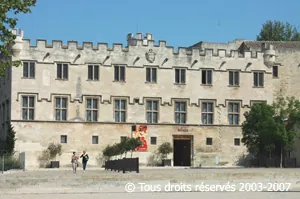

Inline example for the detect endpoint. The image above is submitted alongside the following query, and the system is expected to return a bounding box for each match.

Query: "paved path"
[1,192,300,199]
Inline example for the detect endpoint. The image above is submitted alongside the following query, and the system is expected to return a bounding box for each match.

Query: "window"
[272,66,278,78]
[206,137,212,145]
[202,102,213,124]
[146,67,157,83]
[23,62,35,78]
[114,99,126,122]
[55,97,67,121]
[202,69,212,85]
[228,102,239,125]
[229,71,239,86]
[88,65,99,80]
[22,96,34,120]
[234,138,240,146]
[61,135,67,143]
[151,137,157,145]
[175,68,185,84]
[57,63,68,79]
[146,100,158,123]
[253,71,264,87]
[114,65,125,81]
[175,101,186,124]
[86,98,98,121]
[92,136,98,144]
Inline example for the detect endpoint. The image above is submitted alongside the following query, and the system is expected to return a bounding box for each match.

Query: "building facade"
[0,29,300,169]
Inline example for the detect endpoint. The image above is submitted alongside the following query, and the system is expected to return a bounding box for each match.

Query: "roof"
[242,41,300,50]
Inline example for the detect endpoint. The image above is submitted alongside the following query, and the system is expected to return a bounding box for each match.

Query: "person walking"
[71,152,78,173]
[80,151,89,173]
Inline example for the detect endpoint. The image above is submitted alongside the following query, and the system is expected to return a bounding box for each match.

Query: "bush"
[0,155,21,171]
[47,143,62,160]
[158,142,173,159]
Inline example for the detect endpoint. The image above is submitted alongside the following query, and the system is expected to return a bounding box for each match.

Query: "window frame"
[253,71,264,87]
[201,102,214,125]
[234,138,240,146]
[201,69,213,85]
[272,65,279,78]
[174,101,187,124]
[174,68,186,84]
[114,65,126,81]
[146,100,159,123]
[86,98,98,122]
[60,135,67,143]
[56,63,69,80]
[88,65,99,80]
[150,137,157,145]
[114,98,127,122]
[21,95,35,120]
[228,102,240,125]
[206,137,213,145]
[55,96,68,121]
[146,67,157,83]
[228,70,239,86]
[22,61,35,78]
[92,135,99,144]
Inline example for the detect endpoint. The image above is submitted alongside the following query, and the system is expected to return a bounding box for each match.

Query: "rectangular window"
[202,69,212,85]
[86,98,98,121]
[55,97,67,121]
[114,65,125,81]
[114,99,126,122]
[23,62,35,78]
[202,102,213,124]
[88,65,99,80]
[272,66,278,78]
[22,96,35,120]
[228,102,240,125]
[151,137,157,145]
[61,135,67,143]
[229,71,239,86]
[253,71,264,87]
[206,137,212,145]
[57,63,68,79]
[175,68,186,84]
[92,136,99,144]
[146,100,158,123]
[175,101,186,124]
[234,138,240,146]
[146,67,157,83]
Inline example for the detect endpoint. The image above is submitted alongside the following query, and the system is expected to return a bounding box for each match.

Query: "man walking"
[71,152,78,173]
[80,151,89,173]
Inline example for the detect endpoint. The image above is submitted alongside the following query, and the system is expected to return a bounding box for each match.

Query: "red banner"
[132,125,148,151]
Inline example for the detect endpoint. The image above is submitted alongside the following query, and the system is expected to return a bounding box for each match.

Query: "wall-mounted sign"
[177,127,188,132]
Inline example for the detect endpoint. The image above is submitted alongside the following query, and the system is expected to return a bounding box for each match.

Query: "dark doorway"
[173,139,191,166]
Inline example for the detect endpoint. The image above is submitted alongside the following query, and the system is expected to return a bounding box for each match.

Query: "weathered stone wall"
[11,121,247,169]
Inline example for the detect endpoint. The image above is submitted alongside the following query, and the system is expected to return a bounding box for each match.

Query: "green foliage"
[4,124,16,156]
[0,0,37,76]
[102,137,143,159]
[158,142,173,159]
[257,20,300,41]
[45,142,62,160]
[242,97,300,161]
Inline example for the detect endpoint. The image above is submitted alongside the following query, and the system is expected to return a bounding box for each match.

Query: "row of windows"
[60,135,241,146]
[21,96,243,125]
[22,62,279,87]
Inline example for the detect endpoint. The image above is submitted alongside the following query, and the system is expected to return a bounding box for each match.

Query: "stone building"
[0,29,299,169]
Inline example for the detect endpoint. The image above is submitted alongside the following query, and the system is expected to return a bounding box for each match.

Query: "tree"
[257,20,300,41]
[158,142,173,160]
[0,0,37,76]
[47,143,62,160]
[4,124,16,155]
[241,103,280,156]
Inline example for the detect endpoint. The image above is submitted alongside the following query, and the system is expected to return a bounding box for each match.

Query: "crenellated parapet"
[12,29,272,70]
